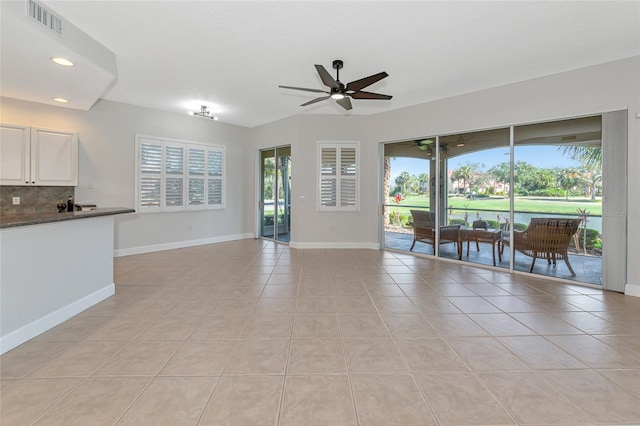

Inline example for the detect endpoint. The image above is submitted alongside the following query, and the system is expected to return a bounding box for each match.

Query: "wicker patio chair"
[409,209,460,254]
[506,217,581,276]
[468,219,488,253]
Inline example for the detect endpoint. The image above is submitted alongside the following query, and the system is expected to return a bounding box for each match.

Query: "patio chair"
[468,219,488,253]
[409,209,460,254]
[504,217,581,276]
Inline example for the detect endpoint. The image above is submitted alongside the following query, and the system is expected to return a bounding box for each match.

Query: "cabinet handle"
[32,181,35,184]
[26,181,29,184]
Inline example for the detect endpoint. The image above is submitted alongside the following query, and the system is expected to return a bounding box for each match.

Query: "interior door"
[260,146,291,242]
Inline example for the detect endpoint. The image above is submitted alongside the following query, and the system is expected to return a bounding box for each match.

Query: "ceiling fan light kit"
[279,59,392,110]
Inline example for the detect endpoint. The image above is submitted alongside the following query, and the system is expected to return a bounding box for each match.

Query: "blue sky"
[389,145,581,181]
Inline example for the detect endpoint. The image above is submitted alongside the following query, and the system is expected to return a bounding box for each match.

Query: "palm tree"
[418,173,429,194]
[383,157,391,223]
[561,146,602,169]
[395,171,412,195]
[557,167,582,200]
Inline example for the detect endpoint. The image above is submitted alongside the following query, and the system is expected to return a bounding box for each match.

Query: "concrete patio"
[385,231,602,286]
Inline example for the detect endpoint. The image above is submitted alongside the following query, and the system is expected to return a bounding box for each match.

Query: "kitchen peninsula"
[0,208,134,354]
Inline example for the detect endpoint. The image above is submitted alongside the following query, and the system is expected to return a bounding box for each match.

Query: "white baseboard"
[624,283,640,298]
[0,284,115,355]
[289,241,380,250]
[114,233,255,257]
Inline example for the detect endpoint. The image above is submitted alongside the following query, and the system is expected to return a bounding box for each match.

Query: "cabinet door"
[30,127,78,186]
[0,123,30,185]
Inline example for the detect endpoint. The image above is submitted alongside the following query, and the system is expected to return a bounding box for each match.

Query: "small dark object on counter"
[57,201,67,213]
[67,196,74,212]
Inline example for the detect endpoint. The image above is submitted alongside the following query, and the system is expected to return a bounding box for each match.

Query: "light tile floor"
[2,239,639,425]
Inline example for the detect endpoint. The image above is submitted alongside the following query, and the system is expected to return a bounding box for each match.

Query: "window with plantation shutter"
[138,140,162,212]
[135,135,225,213]
[187,146,206,207]
[318,142,359,211]
[207,150,224,206]
[165,144,184,209]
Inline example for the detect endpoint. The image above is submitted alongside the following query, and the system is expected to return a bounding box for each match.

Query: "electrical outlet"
[12,197,20,205]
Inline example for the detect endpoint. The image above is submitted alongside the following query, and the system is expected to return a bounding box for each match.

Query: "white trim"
[114,233,255,257]
[0,284,114,355]
[289,241,379,250]
[624,283,640,298]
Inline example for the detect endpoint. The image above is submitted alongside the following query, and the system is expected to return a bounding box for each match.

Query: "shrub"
[513,222,527,231]
[449,218,467,226]
[485,220,499,229]
[399,214,410,227]
[569,228,602,251]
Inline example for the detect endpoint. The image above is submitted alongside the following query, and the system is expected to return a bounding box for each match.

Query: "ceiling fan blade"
[300,96,330,107]
[336,96,352,110]
[279,85,327,94]
[349,91,393,100]
[315,65,340,89]
[345,71,388,92]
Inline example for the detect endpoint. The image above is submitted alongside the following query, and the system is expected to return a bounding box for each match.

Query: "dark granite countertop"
[0,207,135,229]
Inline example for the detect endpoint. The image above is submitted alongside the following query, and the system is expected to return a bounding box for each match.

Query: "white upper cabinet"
[0,124,78,186]
[0,124,30,185]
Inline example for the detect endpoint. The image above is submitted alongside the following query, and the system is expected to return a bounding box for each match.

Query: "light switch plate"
[12,197,20,205]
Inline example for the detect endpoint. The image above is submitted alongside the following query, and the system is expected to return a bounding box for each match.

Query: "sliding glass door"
[382,114,619,288]
[260,146,291,243]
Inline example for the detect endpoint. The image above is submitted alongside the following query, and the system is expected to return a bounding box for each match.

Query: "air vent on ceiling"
[562,135,577,141]
[27,0,63,36]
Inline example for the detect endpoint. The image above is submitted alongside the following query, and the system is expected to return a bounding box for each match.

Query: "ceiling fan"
[279,59,392,110]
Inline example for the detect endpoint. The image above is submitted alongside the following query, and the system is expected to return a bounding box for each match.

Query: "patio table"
[458,227,503,266]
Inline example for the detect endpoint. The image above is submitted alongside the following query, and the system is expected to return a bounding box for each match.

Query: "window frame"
[135,135,226,213]
[317,141,360,212]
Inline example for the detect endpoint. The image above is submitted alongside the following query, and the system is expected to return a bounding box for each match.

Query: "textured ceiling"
[4,1,640,128]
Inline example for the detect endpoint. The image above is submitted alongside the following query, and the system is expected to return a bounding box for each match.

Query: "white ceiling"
[3,1,639,128]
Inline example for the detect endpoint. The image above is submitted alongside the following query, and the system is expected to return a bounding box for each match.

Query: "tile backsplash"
[0,186,75,216]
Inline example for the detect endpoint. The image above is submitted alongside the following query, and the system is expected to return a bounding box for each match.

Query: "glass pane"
[382,139,434,252]
[208,150,223,176]
[140,143,161,174]
[513,116,602,285]
[188,148,205,175]
[188,178,205,205]
[438,128,511,269]
[165,146,183,175]
[261,151,276,238]
[165,177,183,207]
[140,176,161,207]
[276,152,291,243]
[208,179,222,205]
[320,178,337,207]
[321,148,337,175]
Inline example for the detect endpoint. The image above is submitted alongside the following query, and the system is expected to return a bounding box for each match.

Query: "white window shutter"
[136,136,226,213]
[320,146,337,207]
[187,146,206,208]
[318,142,359,211]
[207,148,224,208]
[138,140,162,212]
[164,143,184,208]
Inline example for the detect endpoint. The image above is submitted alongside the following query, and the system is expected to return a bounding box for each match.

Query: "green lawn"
[388,194,602,216]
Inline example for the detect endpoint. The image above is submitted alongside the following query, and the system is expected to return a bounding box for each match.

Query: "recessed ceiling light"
[457,143,465,147]
[51,57,74,67]
[52,97,69,103]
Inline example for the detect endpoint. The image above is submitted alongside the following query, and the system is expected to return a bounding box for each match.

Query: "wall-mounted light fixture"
[189,105,218,120]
